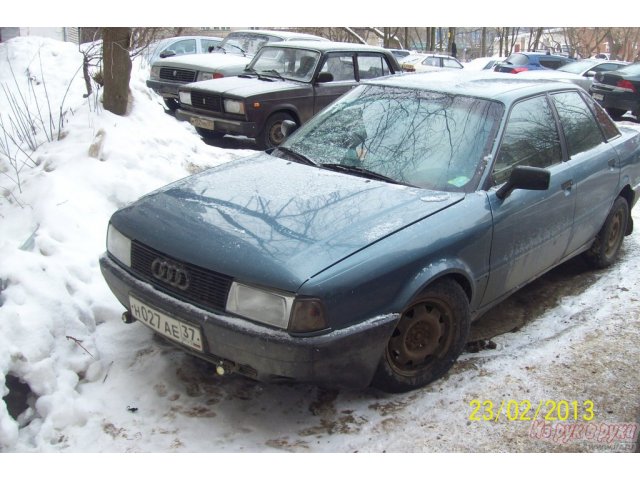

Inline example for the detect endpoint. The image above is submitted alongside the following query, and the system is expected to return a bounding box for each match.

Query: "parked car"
[100,71,640,393]
[175,41,400,149]
[463,56,506,71]
[494,52,574,73]
[590,62,640,119]
[146,35,223,65]
[147,30,326,110]
[517,58,629,91]
[402,53,463,72]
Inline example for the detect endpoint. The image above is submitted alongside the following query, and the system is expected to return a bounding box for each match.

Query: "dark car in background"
[590,62,640,119]
[176,41,400,149]
[494,52,574,73]
[100,71,640,393]
[147,30,326,110]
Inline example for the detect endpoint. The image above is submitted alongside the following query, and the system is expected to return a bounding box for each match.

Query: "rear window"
[504,53,528,66]
[617,63,640,75]
[539,59,565,69]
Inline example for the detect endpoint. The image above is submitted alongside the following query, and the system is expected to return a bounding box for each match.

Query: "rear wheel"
[583,196,629,269]
[371,279,470,393]
[256,112,296,150]
[605,107,626,120]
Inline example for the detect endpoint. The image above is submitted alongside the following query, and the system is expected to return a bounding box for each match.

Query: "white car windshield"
[247,47,321,82]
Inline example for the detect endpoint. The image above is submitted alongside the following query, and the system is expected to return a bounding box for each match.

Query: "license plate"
[592,93,604,101]
[129,296,204,352]
[190,116,215,130]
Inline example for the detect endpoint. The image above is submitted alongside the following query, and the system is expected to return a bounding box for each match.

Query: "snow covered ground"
[0,36,638,459]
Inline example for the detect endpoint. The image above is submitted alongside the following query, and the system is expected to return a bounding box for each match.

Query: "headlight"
[226,282,294,329]
[197,72,214,81]
[107,224,131,267]
[178,91,191,105]
[224,99,245,115]
[150,66,161,80]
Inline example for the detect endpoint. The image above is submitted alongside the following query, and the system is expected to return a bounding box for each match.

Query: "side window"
[357,54,390,79]
[580,91,620,141]
[443,58,462,69]
[320,54,355,82]
[422,57,439,67]
[551,91,604,157]
[539,59,561,69]
[168,39,196,55]
[493,95,562,184]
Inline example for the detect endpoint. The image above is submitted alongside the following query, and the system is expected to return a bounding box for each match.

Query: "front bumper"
[99,254,399,389]
[146,79,182,99]
[175,108,259,138]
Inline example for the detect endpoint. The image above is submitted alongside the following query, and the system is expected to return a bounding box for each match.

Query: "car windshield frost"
[219,33,280,56]
[247,47,321,82]
[284,85,504,192]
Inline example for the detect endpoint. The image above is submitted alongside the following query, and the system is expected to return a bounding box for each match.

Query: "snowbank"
[0,36,253,450]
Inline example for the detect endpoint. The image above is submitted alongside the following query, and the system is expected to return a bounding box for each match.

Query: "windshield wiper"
[241,67,263,79]
[276,146,318,166]
[321,163,414,186]
[262,69,285,80]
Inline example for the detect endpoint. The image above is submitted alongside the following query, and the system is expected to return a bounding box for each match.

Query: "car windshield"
[284,85,504,192]
[557,60,597,74]
[219,33,281,57]
[247,46,321,82]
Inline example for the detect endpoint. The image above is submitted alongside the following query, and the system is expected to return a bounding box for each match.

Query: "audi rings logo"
[151,258,190,290]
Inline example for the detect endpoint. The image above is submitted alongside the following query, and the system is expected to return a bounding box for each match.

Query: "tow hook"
[215,363,226,376]
[122,311,136,324]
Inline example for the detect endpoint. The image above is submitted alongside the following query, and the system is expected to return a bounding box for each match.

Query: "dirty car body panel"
[101,71,640,391]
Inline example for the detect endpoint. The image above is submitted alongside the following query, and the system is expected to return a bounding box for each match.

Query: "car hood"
[185,75,307,98]
[153,52,250,71]
[112,154,464,292]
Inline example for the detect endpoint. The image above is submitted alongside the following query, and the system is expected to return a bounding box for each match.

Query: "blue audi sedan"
[100,71,640,392]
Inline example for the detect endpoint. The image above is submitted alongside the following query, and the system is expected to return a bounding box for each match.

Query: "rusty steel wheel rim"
[387,299,455,376]
[604,209,624,257]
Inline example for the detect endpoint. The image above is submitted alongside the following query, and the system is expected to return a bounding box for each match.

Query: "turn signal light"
[617,79,637,93]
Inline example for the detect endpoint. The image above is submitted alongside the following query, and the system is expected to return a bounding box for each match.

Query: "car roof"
[364,70,581,103]
[228,29,326,41]
[509,51,571,60]
[260,40,392,54]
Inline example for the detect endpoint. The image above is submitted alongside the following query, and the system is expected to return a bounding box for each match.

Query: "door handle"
[608,158,616,168]
[561,180,574,191]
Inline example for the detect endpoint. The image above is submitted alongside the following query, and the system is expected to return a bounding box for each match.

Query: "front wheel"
[371,279,470,393]
[583,196,629,269]
[256,112,296,150]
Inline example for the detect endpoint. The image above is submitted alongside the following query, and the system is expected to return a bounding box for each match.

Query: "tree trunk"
[102,27,132,116]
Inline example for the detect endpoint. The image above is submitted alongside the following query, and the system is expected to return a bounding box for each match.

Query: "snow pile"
[0,36,253,450]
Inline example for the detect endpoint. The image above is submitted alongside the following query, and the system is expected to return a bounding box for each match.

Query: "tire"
[605,107,626,120]
[583,196,629,269]
[195,127,225,140]
[371,279,471,393]
[256,112,296,150]
[163,98,179,111]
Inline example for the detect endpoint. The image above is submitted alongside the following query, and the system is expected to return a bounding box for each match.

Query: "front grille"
[159,67,197,82]
[131,241,233,311]
[190,90,223,113]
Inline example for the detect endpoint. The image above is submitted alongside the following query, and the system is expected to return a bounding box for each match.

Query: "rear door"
[551,90,621,254]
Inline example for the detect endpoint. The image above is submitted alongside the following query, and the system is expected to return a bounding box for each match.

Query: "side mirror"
[316,72,334,83]
[159,50,176,58]
[281,120,299,139]
[585,70,596,78]
[496,165,550,200]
